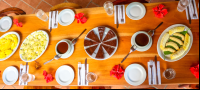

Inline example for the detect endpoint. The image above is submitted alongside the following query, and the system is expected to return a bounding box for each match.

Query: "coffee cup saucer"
[131,31,152,52]
[56,39,74,59]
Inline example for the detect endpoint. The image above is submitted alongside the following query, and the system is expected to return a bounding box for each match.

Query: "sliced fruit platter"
[157,24,193,62]
[84,26,118,60]
[0,32,20,61]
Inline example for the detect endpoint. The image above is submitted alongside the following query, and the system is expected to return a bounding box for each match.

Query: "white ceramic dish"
[126,2,146,20]
[157,24,193,62]
[124,64,146,86]
[0,32,20,61]
[84,27,118,60]
[55,65,74,86]
[131,31,153,52]
[2,66,19,85]
[58,9,75,26]
[19,30,49,62]
[0,16,12,32]
[55,39,74,59]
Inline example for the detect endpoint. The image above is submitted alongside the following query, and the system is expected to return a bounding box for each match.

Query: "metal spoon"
[121,45,137,63]
[44,54,62,65]
[148,22,163,37]
[72,29,87,45]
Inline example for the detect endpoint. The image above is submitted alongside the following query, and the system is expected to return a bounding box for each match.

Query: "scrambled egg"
[0,34,18,59]
[20,31,47,61]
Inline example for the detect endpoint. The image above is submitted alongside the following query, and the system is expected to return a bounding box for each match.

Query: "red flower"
[43,70,53,83]
[153,4,168,18]
[110,65,125,80]
[190,64,199,79]
[75,13,87,24]
[13,19,23,27]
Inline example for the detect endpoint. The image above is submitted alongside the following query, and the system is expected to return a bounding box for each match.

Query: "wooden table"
[0,1,199,86]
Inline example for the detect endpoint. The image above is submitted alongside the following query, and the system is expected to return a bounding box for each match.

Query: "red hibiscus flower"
[153,4,168,18]
[110,65,125,80]
[13,19,23,27]
[75,13,87,24]
[43,70,53,83]
[190,64,199,79]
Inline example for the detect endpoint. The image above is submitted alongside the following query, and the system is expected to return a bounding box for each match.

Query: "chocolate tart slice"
[103,30,115,42]
[87,30,100,43]
[96,45,104,59]
[86,45,98,56]
[103,39,117,47]
[102,44,115,55]
[84,39,98,46]
[98,27,105,41]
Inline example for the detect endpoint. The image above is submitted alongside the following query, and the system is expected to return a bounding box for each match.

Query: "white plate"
[0,32,20,61]
[131,31,153,52]
[0,16,12,32]
[124,64,146,86]
[58,9,75,26]
[2,66,19,85]
[126,2,146,20]
[157,24,193,62]
[19,30,49,62]
[55,39,74,59]
[84,27,118,60]
[55,65,74,86]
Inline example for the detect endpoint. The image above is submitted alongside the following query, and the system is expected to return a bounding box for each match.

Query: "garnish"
[190,64,199,79]
[180,28,190,35]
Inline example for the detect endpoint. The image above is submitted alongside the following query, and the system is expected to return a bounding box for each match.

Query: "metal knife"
[50,11,53,32]
[154,55,158,84]
[187,6,191,24]
[85,58,87,85]
[116,5,119,28]
[25,62,28,73]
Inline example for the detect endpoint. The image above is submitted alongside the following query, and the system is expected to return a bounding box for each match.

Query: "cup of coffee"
[55,39,72,57]
[131,31,152,51]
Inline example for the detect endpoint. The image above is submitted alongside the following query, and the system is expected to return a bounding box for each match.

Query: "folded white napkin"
[19,64,29,86]
[186,0,199,20]
[114,5,126,24]
[78,63,89,86]
[148,60,161,85]
[49,11,58,29]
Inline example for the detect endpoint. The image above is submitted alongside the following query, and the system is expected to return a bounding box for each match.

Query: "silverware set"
[149,56,159,85]
[50,11,58,32]
[78,58,88,85]
[187,0,198,24]
[116,5,125,28]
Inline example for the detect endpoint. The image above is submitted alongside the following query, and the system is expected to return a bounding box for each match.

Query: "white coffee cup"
[131,31,152,52]
[55,39,72,58]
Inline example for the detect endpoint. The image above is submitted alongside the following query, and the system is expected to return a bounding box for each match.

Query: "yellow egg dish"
[0,34,18,59]
[20,31,47,61]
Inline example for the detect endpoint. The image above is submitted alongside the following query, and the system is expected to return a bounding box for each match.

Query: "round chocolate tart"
[84,26,118,60]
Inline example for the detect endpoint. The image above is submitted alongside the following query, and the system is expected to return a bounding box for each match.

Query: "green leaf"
[164,51,172,55]
[166,46,176,51]
[180,28,190,35]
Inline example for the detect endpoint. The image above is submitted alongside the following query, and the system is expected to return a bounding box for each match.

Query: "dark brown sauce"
[135,33,149,46]
[57,42,68,54]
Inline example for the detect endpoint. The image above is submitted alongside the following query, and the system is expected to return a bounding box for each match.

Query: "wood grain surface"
[0,1,199,86]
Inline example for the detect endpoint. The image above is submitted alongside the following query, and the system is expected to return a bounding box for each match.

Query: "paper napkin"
[19,64,29,86]
[78,63,89,86]
[114,5,126,24]
[186,0,199,20]
[48,11,58,29]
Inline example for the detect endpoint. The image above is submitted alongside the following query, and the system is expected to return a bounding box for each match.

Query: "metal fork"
[78,62,82,85]
[191,0,197,18]
[121,45,137,63]
[150,60,153,85]
[20,68,23,85]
